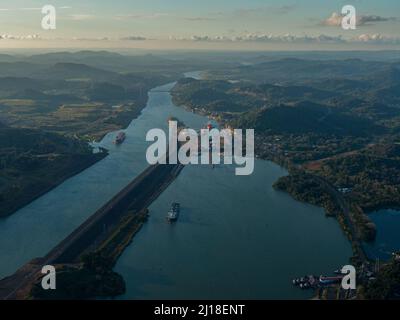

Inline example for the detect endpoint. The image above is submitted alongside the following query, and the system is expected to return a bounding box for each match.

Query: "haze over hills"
[207,57,400,85]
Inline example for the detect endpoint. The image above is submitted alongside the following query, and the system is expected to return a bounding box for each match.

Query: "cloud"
[120,36,147,41]
[115,13,168,20]
[170,33,345,44]
[233,4,296,18]
[322,12,397,27]
[116,13,214,22]
[272,5,296,15]
[2,32,399,46]
[0,6,70,11]
[170,33,400,46]
[353,33,400,44]
[72,37,110,41]
[322,12,342,26]
[358,15,397,25]
[183,17,215,21]
[20,7,42,11]
[68,14,95,21]
[0,34,148,42]
[0,34,41,40]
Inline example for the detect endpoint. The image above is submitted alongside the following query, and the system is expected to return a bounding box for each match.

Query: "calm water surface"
[0,72,352,299]
[364,209,400,260]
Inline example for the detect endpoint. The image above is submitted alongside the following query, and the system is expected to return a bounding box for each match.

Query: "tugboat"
[114,131,126,145]
[167,202,180,222]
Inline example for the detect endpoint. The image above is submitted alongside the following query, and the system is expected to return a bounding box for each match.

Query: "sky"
[0,0,399,50]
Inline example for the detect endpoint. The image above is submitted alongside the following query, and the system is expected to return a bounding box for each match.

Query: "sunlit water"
[0,72,352,299]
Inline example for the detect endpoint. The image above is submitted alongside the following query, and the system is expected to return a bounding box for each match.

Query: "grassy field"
[0,100,145,141]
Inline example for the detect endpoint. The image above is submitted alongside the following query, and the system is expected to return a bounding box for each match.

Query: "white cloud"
[120,36,147,41]
[170,33,400,46]
[323,12,342,26]
[170,33,345,44]
[0,34,41,40]
[2,32,399,47]
[353,33,400,44]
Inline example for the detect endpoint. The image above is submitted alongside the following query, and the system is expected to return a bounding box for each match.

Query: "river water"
[0,72,352,299]
[364,209,400,261]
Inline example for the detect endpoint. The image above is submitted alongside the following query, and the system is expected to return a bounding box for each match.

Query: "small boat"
[167,202,180,222]
[319,275,343,285]
[114,131,126,145]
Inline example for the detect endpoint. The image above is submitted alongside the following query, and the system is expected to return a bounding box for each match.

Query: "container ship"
[167,202,180,222]
[114,131,126,145]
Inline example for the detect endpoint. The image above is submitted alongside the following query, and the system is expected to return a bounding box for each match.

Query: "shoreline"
[170,86,374,262]
[0,151,108,218]
[0,96,152,219]
[0,162,184,299]
[169,87,400,299]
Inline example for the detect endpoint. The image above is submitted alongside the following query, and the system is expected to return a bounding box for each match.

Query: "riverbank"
[0,67,180,219]
[0,97,152,219]
[172,74,400,299]
[2,151,109,219]
[169,77,380,258]
[87,98,149,142]
[29,209,150,300]
[0,162,184,299]
[169,80,377,299]
[0,125,110,218]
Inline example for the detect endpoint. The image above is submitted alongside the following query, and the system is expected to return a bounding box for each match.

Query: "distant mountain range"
[174,57,400,139]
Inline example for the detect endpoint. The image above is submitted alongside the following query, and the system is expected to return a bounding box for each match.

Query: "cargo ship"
[114,131,126,145]
[167,202,180,222]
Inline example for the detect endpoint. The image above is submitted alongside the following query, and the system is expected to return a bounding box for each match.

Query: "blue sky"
[1,0,399,49]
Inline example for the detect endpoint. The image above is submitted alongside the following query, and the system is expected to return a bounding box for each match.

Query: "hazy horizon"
[1,0,399,50]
